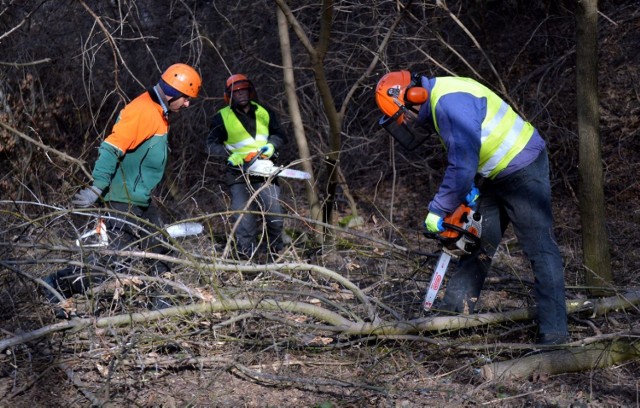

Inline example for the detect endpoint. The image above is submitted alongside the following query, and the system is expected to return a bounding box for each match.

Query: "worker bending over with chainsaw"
[43,64,202,317]
[376,71,569,345]
[206,74,287,259]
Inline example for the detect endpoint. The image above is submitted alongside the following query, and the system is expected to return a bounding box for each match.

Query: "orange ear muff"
[405,87,428,105]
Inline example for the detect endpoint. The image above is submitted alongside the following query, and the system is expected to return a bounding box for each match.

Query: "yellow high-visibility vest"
[221,102,270,155]
[430,77,534,179]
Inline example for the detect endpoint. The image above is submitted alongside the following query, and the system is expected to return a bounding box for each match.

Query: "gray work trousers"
[229,182,284,253]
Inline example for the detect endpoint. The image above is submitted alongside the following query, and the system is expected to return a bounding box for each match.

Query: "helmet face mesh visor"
[379,112,431,150]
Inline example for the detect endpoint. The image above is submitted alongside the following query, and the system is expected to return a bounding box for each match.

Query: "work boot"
[149,293,174,310]
[42,273,63,303]
[270,242,285,254]
[440,291,479,315]
[234,242,258,261]
[522,333,570,356]
[145,281,177,310]
[148,261,176,310]
[421,302,459,318]
[51,305,77,320]
[41,274,77,319]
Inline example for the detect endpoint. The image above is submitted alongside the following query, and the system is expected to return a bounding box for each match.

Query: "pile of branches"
[2,202,639,392]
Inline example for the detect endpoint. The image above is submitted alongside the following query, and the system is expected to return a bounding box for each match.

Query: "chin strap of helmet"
[152,85,170,118]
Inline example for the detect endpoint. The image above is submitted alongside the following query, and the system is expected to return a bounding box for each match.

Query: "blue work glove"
[424,212,444,233]
[71,186,102,207]
[260,143,275,158]
[465,183,480,209]
[227,152,245,166]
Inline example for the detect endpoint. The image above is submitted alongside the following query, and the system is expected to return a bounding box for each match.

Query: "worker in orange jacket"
[43,64,202,317]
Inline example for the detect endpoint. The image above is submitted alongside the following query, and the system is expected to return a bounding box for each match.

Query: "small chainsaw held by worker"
[422,204,482,311]
[75,218,205,247]
[239,147,312,180]
[245,158,311,180]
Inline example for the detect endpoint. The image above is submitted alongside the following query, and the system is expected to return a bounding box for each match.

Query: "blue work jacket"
[416,76,545,216]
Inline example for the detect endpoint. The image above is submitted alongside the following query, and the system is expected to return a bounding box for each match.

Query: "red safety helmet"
[224,74,257,104]
[161,63,201,98]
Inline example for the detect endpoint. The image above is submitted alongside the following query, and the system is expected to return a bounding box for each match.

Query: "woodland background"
[1,1,640,407]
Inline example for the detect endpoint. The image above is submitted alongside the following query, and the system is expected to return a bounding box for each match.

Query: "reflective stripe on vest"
[221,103,270,154]
[430,77,534,179]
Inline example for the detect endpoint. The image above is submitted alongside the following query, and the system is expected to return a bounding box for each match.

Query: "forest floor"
[1,175,639,408]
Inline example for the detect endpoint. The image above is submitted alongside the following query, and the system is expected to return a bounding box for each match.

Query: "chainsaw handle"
[423,224,480,246]
[440,222,481,245]
[241,149,265,172]
[242,155,259,171]
[423,231,441,240]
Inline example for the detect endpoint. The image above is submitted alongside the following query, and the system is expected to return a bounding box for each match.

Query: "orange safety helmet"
[376,71,431,150]
[375,70,428,122]
[224,74,257,104]
[161,63,202,98]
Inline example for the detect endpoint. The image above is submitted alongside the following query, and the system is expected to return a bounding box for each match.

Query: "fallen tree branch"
[0,298,353,353]
[78,251,379,323]
[481,337,640,381]
[0,201,428,257]
[2,290,639,354]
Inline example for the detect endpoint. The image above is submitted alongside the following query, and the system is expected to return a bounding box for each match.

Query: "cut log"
[481,340,640,381]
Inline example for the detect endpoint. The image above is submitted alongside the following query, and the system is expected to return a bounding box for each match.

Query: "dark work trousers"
[229,181,284,255]
[43,201,171,303]
[441,151,569,338]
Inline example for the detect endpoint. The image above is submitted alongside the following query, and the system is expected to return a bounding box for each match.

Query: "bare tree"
[576,0,613,294]
[276,7,322,224]
[273,0,346,231]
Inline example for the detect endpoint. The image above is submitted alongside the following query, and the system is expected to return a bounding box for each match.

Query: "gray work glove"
[71,186,102,207]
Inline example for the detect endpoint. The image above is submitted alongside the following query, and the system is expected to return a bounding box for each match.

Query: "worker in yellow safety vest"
[206,74,287,260]
[376,71,568,345]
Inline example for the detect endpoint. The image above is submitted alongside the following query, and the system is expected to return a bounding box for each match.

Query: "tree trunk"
[310,0,341,228]
[276,8,322,224]
[274,0,345,235]
[576,0,613,294]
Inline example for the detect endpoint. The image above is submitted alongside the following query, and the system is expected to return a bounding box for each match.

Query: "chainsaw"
[238,147,312,180]
[245,158,311,180]
[422,204,482,311]
[75,219,204,247]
